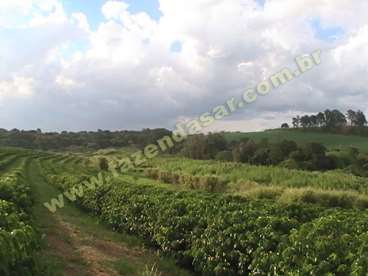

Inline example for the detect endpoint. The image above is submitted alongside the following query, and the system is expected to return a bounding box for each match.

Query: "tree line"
[283,109,367,129]
[180,133,368,177]
[0,128,172,150]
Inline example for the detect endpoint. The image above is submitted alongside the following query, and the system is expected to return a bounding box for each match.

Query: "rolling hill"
[225,129,368,152]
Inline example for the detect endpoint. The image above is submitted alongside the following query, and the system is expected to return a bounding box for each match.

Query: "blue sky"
[256,0,266,7]
[61,0,161,29]
[310,18,344,41]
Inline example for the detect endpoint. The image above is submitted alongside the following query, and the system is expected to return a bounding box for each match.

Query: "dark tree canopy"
[291,109,366,130]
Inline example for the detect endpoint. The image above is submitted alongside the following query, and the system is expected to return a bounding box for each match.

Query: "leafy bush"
[0,200,39,276]
[275,212,368,275]
[0,171,32,212]
[0,153,40,275]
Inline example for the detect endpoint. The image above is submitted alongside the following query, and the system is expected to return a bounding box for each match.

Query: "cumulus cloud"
[0,76,35,98]
[0,0,367,131]
[102,0,129,20]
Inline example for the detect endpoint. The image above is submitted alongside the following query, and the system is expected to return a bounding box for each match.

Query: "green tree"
[232,140,257,163]
[356,110,367,127]
[292,116,300,128]
[300,115,311,128]
[316,112,326,127]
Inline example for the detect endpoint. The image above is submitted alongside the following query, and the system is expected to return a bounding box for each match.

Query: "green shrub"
[275,212,368,275]
[56,173,368,275]
[0,153,40,275]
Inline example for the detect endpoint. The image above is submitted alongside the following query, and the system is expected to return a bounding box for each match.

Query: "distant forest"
[0,128,171,150]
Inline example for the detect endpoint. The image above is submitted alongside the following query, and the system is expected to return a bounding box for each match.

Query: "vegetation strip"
[44,161,368,275]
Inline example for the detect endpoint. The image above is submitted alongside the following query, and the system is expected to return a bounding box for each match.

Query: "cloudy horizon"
[1,0,367,132]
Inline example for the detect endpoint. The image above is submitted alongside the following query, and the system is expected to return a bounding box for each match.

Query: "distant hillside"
[0,128,172,150]
[225,129,368,152]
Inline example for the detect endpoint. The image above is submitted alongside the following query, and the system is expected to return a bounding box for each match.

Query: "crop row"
[0,154,26,174]
[0,154,39,275]
[45,167,368,275]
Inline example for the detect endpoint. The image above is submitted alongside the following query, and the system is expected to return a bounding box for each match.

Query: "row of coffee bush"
[0,157,39,275]
[50,171,368,275]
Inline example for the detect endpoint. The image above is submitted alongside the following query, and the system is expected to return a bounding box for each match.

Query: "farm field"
[225,129,368,152]
[3,1,368,274]
[2,146,367,275]
[0,148,190,276]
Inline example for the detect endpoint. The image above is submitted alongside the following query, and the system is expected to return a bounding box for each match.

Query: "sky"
[0,0,367,132]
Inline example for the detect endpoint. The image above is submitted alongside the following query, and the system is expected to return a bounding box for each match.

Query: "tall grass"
[148,157,368,194]
[144,168,226,192]
[231,183,368,209]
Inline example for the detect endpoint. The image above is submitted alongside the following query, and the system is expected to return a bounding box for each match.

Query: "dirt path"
[29,158,190,276]
[46,215,126,276]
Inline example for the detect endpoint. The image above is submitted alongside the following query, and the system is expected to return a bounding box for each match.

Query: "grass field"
[225,129,368,152]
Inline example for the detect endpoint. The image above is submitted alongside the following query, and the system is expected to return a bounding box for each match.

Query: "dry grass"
[231,181,368,209]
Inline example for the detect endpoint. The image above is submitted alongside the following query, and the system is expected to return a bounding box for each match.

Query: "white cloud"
[0,76,35,98]
[0,0,63,27]
[72,13,90,32]
[102,0,129,20]
[0,0,367,131]
[55,75,84,91]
